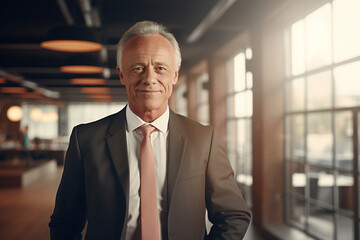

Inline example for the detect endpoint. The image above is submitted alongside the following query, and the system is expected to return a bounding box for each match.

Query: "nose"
[143,68,156,85]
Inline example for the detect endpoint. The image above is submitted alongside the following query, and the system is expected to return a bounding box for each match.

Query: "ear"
[116,65,125,85]
[172,65,180,85]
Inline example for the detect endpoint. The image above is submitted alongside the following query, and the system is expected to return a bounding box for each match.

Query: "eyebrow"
[153,61,171,69]
[129,62,171,69]
[130,62,145,68]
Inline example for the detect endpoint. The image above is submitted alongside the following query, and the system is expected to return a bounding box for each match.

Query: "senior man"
[49,20,251,240]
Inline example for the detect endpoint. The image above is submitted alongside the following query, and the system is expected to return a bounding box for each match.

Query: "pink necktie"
[139,125,159,240]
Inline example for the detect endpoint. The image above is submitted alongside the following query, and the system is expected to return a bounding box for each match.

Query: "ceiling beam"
[186,0,236,43]
[56,0,75,25]
[0,69,60,99]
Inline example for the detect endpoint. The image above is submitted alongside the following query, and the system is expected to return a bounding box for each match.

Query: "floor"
[0,167,267,240]
[0,166,61,240]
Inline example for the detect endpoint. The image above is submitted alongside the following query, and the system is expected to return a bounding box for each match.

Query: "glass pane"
[21,104,59,140]
[226,94,234,117]
[236,119,253,188]
[234,92,245,117]
[291,114,305,161]
[285,116,291,159]
[246,71,253,89]
[237,119,247,160]
[309,166,334,205]
[246,90,253,117]
[226,58,234,93]
[308,204,334,239]
[234,52,246,92]
[307,71,332,110]
[334,61,360,107]
[335,111,353,170]
[307,112,333,166]
[291,19,305,76]
[289,161,305,196]
[306,3,332,71]
[338,171,354,212]
[337,214,354,240]
[245,48,252,60]
[333,0,360,62]
[234,91,252,117]
[236,120,252,166]
[290,77,305,111]
[285,81,291,112]
[226,120,237,171]
[68,103,121,135]
[287,196,305,229]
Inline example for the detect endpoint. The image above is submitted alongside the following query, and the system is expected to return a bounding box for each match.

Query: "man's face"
[117,34,179,116]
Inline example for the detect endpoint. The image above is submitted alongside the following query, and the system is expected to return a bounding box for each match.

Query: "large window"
[67,103,124,136]
[21,103,125,140]
[284,1,360,239]
[21,103,59,140]
[226,48,253,207]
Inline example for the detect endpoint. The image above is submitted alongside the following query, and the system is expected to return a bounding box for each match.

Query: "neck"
[129,104,168,123]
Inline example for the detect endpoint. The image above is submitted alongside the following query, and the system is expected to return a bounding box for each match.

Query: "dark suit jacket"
[49,107,251,240]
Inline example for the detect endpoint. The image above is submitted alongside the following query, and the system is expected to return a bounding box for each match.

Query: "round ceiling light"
[40,40,102,53]
[60,65,104,74]
[7,105,23,122]
[70,78,106,85]
[40,25,102,53]
[60,54,104,74]
[30,108,43,121]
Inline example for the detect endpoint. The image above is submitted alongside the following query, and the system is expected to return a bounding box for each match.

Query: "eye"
[133,66,144,72]
[156,66,166,71]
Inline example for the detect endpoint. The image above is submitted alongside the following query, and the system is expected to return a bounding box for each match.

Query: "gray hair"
[116,20,182,71]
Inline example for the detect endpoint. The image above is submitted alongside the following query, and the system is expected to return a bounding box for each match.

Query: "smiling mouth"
[137,89,161,93]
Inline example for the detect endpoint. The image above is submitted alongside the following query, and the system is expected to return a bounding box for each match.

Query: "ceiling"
[0,0,283,104]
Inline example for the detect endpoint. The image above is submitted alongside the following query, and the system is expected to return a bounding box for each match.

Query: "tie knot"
[139,125,156,138]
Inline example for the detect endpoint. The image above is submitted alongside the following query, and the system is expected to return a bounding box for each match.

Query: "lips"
[137,89,161,93]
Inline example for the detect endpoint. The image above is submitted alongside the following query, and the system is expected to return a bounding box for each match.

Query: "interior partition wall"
[284,0,360,239]
[197,72,210,125]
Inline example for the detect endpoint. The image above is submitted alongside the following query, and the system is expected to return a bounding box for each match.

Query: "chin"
[141,102,161,111]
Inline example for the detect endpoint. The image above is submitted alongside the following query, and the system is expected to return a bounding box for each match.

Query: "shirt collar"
[125,105,169,133]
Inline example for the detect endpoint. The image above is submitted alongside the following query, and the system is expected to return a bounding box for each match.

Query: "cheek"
[166,82,174,95]
[125,77,138,89]
[161,74,175,89]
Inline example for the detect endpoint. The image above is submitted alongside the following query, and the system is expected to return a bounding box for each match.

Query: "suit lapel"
[105,108,129,212]
[167,110,187,208]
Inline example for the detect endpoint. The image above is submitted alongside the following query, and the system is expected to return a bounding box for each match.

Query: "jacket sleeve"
[205,128,252,240]
[49,127,87,240]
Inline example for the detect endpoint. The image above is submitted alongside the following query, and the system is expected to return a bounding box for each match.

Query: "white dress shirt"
[125,105,169,240]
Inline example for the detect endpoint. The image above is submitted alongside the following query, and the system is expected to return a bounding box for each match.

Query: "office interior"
[0,0,359,239]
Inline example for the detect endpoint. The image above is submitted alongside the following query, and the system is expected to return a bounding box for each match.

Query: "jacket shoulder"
[170,112,214,138]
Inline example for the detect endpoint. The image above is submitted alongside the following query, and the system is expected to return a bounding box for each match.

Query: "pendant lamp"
[60,55,104,74]
[40,25,103,53]
[70,78,106,85]
[7,105,23,122]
